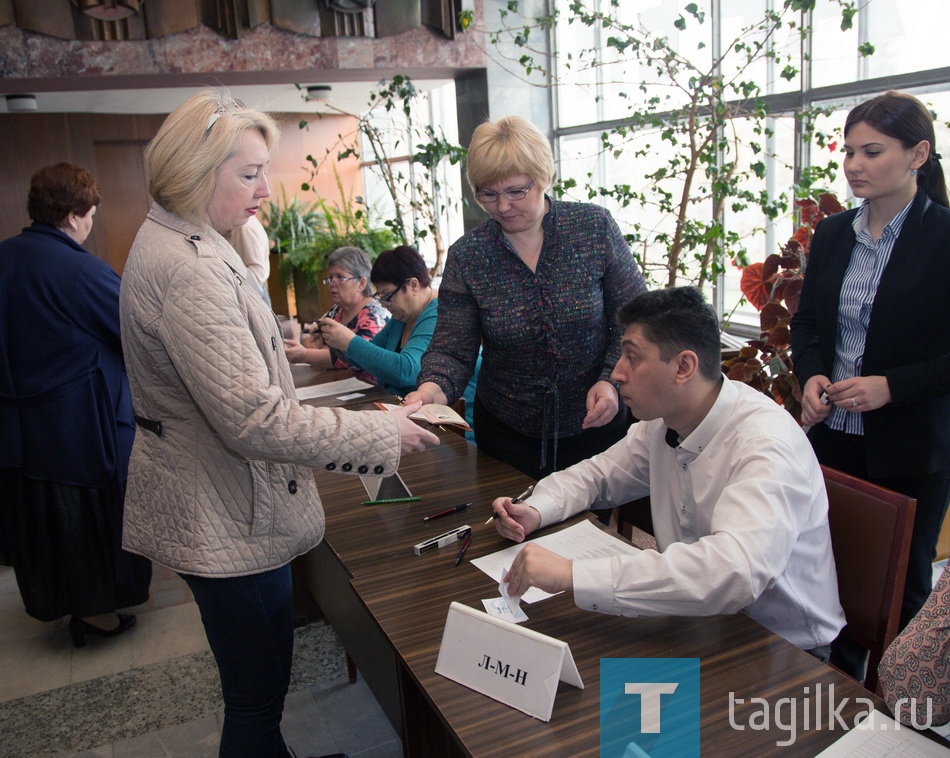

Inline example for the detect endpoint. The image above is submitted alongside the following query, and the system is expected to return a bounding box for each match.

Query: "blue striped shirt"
[827,197,913,435]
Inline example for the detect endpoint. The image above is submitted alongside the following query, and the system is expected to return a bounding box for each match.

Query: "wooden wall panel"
[0,109,362,292]
[93,141,150,275]
[0,112,165,264]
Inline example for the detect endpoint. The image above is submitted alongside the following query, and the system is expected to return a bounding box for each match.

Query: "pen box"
[414,526,471,556]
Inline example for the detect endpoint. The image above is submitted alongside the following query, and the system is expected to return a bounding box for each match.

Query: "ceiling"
[1,77,455,116]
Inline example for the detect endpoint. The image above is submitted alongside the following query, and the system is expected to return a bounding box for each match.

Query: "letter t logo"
[625,682,679,733]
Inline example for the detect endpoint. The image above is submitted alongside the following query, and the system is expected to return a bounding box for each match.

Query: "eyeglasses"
[474,180,536,204]
[373,279,411,305]
[322,275,359,285]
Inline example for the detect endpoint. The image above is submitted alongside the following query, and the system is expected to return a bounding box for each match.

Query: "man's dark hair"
[617,287,721,381]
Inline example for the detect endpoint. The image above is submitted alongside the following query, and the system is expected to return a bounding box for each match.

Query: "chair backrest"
[822,465,916,694]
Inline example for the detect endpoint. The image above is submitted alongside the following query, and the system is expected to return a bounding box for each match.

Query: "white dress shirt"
[527,378,845,650]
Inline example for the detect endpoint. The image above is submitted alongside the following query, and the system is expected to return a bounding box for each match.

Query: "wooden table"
[290,363,391,408]
[298,423,891,756]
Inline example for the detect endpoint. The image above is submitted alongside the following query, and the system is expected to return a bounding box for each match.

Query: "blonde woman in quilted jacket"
[119,91,438,758]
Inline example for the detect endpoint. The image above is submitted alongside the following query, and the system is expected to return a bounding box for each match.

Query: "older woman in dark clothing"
[0,162,151,646]
[407,115,647,480]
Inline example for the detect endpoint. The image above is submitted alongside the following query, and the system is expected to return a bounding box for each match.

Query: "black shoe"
[68,613,136,648]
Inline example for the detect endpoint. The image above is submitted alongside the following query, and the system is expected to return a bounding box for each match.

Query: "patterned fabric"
[827,197,912,435]
[418,198,646,440]
[324,300,389,379]
[879,560,950,727]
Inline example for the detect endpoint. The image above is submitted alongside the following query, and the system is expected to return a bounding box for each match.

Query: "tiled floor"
[0,563,402,758]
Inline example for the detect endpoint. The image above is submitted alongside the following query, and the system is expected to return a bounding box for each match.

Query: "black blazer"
[790,188,950,477]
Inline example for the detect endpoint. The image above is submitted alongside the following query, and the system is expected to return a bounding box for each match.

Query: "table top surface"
[298,365,889,757]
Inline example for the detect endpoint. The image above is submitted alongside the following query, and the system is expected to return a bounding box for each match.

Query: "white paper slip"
[482,597,529,623]
[471,520,641,604]
[814,708,950,756]
[296,378,374,401]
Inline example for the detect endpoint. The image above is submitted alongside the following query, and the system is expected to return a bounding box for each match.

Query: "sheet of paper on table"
[295,378,374,402]
[471,519,641,604]
[813,708,950,756]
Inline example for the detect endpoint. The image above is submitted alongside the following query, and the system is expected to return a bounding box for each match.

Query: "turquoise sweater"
[345,298,478,434]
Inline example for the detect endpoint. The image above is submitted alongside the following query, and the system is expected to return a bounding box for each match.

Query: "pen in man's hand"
[485,484,535,525]
[454,533,473,566]
[423,502,472,522]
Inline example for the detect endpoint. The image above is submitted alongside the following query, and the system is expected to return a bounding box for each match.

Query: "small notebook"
[375,402,471,431]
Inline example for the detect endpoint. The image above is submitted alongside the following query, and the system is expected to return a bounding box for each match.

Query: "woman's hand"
[300,323,325,349]
[318,318,356,351]
[801,374,832,427]
[825,375,892,413]
[283,339,310,363]
[582,380,620,429]
[490,496,542,543]
[390,401,440,454]
[404,381,448,407]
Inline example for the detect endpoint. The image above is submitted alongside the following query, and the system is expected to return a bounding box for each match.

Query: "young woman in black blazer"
[791,91,950,675]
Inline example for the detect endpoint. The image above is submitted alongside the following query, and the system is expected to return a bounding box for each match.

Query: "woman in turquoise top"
[319,246,478,434]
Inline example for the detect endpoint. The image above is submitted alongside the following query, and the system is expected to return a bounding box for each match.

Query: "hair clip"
[206,110,223,133]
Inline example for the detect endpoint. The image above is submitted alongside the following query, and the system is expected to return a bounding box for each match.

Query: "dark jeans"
[473,393,630,482]
[182,565,294,758]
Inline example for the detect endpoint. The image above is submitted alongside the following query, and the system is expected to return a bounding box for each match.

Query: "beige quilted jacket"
[119,204,401,577]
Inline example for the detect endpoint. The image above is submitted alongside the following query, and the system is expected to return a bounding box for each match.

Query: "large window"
[358,82,464,275]
[549,0,950,330]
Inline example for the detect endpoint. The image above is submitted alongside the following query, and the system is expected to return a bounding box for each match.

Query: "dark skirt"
[0,469,151,621]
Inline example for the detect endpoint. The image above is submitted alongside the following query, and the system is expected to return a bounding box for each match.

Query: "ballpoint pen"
[362,496,422,505]
[485,484,535,524]
[423,502,472,522]
[454,532,473,566]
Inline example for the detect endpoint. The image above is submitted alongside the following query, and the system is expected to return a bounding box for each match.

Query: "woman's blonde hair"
[465,115,556,193]
[145,90,280,226]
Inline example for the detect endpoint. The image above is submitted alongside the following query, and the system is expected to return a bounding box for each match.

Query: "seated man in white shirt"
[493,287,845,656]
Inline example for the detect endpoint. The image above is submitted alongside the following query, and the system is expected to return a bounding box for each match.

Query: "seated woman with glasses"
[283,245,389,376]
[317,245,480,432]
[405,115,647,480]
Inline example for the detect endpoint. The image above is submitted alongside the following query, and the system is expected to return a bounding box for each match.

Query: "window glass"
[720,115,796,328]
[867,1,950,79]
[720,0,799,97]
[549,0,950,333]
[810,1,860,88]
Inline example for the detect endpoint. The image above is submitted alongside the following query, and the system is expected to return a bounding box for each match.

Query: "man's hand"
[504,543,572,597]
[390,401,440,454]
[582,380,620,429]
[491,496,541,543]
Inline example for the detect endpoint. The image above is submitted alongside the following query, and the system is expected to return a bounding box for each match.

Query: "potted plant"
[269,177,398,324]
[722,192,845,423]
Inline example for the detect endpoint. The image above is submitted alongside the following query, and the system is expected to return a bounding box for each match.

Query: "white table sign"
[435,601,583,722]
